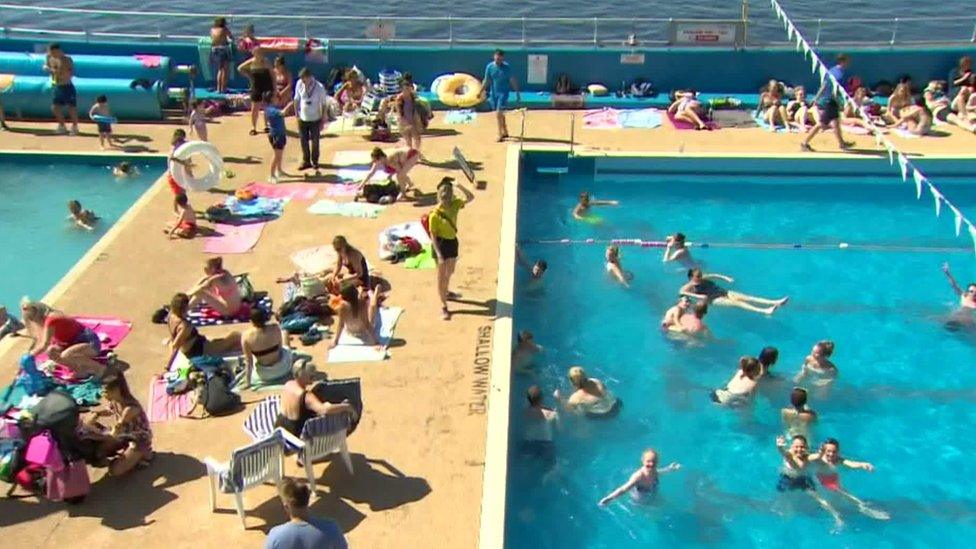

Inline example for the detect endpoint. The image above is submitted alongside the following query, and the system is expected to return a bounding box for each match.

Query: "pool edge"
[478,144,521,549]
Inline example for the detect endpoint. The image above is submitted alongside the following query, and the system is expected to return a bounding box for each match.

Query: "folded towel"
[308,199,385,218]
[327,307,403,363]
[618,108,662,129]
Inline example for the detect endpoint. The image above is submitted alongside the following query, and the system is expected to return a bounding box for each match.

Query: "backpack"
[363,181,399,204]
[554,73,578,95]
[198,372,241,417]
[630,78,656,98]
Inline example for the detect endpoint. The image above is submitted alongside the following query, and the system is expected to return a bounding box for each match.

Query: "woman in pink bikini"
[358,146,421,199]
[810,438,889,521]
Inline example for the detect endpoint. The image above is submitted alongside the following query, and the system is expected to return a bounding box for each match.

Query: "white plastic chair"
[279,413,353,494]
[203,431,287,529]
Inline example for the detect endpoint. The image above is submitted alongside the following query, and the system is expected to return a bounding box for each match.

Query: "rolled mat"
[1,75,165,119]
[0,51,171,82]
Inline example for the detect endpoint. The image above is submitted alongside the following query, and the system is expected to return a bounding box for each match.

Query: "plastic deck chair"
[203,430,287,529]
[278,413,353,494]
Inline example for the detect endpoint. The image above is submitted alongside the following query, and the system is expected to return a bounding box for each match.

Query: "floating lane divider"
[519,238,971,253]
[769,0,976,256]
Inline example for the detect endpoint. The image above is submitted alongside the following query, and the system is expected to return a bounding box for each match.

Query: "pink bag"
[46,460,90,502]
[0,419,20,440]
[25,431,65,472]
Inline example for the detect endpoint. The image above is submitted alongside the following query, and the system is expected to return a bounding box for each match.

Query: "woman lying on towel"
[164,293,240,371]
[276,361,358,437]
[668,89,712,131]
[328,285,381,349]
[241,308,294,387]
[20,299,108,379]
[186,256,244,316]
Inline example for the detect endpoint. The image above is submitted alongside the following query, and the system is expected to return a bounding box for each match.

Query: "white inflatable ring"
[172,141,223,192]
[430,73,453,95]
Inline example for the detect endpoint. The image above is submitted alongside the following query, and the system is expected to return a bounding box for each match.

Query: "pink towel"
[204,222,266,254]
[257,37,300,52]
[583,108,621,129]
[667,112,720,131]
[243,181,321,201]
[147,376,195,423]
[38,316,132,381]
[323,184,359,197]
[133,54,162,68]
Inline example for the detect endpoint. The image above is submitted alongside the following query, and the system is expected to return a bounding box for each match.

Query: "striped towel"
[186,295,273,327]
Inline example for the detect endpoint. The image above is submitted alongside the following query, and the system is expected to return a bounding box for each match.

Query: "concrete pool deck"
[0,109,974,549]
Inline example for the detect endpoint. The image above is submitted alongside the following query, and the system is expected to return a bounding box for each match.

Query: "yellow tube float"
[437,73,483,108]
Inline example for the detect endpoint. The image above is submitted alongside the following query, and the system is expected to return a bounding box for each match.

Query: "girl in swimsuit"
[604,245,630,287]
[238,48,273,135]
[209,17,233,93]
[759,79,789,131]
[794,340,838,387]
[893,95,933,136]
[186,257,244,316]
[809,438,889,520]
[572,191,618,220]
[781,387,817,440]
[358,147,421,199]
[884,82,913,125]
[598,449,681,506]
[276,361,357,437]
[164,293,241,371]
[668,89,711,130]
[787,86,819,132]
[241,307,296,387]
[924,80,976,133]
[680,268,788,315]
[21,299,107,379]
[712,356,761,406]
[328,284,381,349]
[775,434,844,530]
[554,366,618,417]
[335,69,366,113]
[187,99,209,141]
[164,193,197,239]
[329,235,371,290]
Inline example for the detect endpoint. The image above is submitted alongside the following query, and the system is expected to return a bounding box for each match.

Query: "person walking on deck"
[44,43,79,135]
[801,54,853,152]
[481,49,520,142]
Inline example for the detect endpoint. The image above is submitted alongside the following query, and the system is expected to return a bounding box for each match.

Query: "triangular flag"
[886,143,894,164]
[952,206,963,236]
[795,35,803,51]
[811,53,818,73]
[801,40,810,56]
[818,64,828,83]
[787,23,795,40]
[912,170,924,199]
[930,186,942,217]
[897,153,909,181]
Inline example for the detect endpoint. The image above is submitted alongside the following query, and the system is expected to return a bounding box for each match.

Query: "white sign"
[527,54,548,85]
[620,53,645,65]
[673,22,738,46]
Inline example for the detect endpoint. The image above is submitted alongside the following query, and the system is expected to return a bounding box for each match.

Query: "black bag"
[554,73,578,95]
[199,372,241,417]
[363,181,399,204]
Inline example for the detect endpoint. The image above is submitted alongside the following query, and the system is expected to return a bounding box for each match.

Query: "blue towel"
[444,109,476,124]
[752,112,796,133]
[618,108,662,129]
[225,196,286,218]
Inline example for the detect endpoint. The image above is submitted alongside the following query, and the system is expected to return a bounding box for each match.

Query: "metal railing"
[0,4,973,47]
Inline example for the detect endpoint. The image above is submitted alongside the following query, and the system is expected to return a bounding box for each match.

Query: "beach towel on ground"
[618,108,662,129]
[840,124,872,135]
[752,112,798,133]
[444,110,477,124]
[147,376,195,422]
[893,127,924,138]
[243,182,321,201]
[204,222,267,254]
[667,112,720,130]
[326,117,371,135]
[583,108,621,129]
[332,150,373,166]
[290,245,338,275]
[336,167,389,183]
[308,199,385,218]
[225,196,286,218]
[186,295,273,326]
[378,221,432,260]
[326,307,403,363]
[35,316,132,379]
[404,245,436,269]
[323,184,360,197]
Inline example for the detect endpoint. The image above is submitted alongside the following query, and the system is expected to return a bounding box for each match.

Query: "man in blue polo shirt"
[801,53,854,152]
[482,49,521,142]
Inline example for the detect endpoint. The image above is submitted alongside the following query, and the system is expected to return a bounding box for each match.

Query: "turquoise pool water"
[0,154,164,312]
[506,157,976,548]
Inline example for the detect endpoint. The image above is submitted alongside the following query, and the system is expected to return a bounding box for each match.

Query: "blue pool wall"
[0,37,969,94]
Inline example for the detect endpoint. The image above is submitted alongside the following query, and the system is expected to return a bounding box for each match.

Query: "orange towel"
[0,73,14,93]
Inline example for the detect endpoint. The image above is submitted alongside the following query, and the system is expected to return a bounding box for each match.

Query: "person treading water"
[553,366,619,417]
[661,295,691,332]
[598,448,681,506]
[513,330,543,374]
[680,268,788,315]
[604,245,631,287]
[809,438,889,521]
[781,387,817,440]
[711,356,762,406]
[794,340,838,388]
[572,191,617,222]
[941,262,976,329]
[662,233,696,267]
[775,434,844,531]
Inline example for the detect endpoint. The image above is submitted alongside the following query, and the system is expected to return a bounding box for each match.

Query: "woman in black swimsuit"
[275,361,357,437]
[164,293,241,372]
[238,47,273,135]
[330,235,371,289]
[679,268,788,315]
[241,307,297,387]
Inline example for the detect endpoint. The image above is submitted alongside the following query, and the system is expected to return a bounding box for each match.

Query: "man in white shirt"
[285,67,328,172]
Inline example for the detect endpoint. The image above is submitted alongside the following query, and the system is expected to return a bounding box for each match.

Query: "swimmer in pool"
[598,449,680,506]
[662,233,695,266]
[941,262,976,328]
[113,161,139,177]
[605,245,631,287]
[711,356,762,406]
[781,387,817,440]
[67,200,99,231]
[661,295,692,331]
[554,366,618,416]
[775,434,843,530]
[794,340,838,387]
[516,245,547,281]
[572,191,618,220]
[513,330,543,373]
[680,268,788,315]
[678,301,711,337]
[758,346,780,378]
[523,385,559,443]
[809,438,889,521]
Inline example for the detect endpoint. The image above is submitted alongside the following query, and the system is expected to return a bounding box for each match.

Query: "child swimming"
[164,193,198,239]
[112,161,139,177]
[166,129,192,197]
[781,387,817,440]
[809,438,889,521]
[572,191,618,221]
[775,434,843,531]
[794,340,838,387]
[605,245,631,287]
[598,449,680,505]
[67,200,99,231]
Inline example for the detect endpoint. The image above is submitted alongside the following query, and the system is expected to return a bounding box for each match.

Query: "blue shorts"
[269,133,286,150]
[53,83,77,107]
[97,122,112,134]
[489,92,509,111]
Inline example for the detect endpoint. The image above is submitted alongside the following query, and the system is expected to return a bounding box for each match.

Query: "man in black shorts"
[801,54,853,152]
[45,43,79,135]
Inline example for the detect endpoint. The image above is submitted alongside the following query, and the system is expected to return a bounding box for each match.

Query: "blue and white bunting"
[897,154,909,181]
[912,170,925,199]
[953,206,964,236]
[931,186,942,217]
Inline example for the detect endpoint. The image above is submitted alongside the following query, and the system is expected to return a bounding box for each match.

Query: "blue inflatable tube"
[0,52,171,82]
[1,76,165,119]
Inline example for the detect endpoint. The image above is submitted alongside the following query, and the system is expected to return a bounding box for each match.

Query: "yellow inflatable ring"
[438,73,483,108]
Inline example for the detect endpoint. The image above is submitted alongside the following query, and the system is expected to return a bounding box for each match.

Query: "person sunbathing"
[335,69,366,114]
[164,293,240,370]
[950,56,975,122]
[328,285,381,349]
[758,79,789,130]
[787,86,819,132]
[186,256,244,316]
[276,361,358,438]
[841,87,885,131]
[668,89,711,130]
[883,82,913,125]
[892,96,932,136]
[924,80,976,133]
[241,308,295,387]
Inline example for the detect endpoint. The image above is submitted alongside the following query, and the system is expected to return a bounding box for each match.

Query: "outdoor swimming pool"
[504,155,976,548]
[0,153,165,311]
